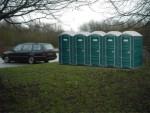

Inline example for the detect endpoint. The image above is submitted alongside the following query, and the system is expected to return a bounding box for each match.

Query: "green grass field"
[0,63,150,113]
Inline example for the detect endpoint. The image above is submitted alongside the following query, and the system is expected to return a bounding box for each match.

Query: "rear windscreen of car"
[43,44,54,50]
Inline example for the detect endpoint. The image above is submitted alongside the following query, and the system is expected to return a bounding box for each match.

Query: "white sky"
[21,0,131,31]
[58,0,139,31]
[57,1,115,31]
[20,0,138,31]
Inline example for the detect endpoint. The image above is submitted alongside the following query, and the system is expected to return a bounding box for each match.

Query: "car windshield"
[13,44,23,51]
[43,44,54,50]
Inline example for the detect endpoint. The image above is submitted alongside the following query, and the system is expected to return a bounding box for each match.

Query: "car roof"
[19,43,52,45]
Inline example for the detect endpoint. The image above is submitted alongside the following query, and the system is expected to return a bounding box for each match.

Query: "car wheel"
[44,59,49,63]
[4,56,10,63]
[28,57,35,64]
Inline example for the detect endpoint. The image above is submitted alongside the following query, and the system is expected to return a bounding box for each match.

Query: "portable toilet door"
[105,31,122,67]
[120,33,131,68]
[74,32,89,65]
[89,31,106,66]
[70,34,76,65]
[121,31,143,68]
[85,34,90,65]
[59,32,73,64]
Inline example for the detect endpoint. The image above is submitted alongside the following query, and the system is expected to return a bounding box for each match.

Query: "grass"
[0,63,150,113]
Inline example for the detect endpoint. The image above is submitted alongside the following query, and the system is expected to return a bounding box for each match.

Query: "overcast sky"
[44,0,115,32]
[58,0,140,31]
[22,0,135,31]
[59,1,114,31]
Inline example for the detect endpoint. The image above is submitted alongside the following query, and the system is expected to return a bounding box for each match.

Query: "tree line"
[0,22,63,50]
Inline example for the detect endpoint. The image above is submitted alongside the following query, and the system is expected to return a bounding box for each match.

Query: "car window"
[33,44,42,51]
[43,44,54,50]
[22,44,32,51]
[14,44,23,51]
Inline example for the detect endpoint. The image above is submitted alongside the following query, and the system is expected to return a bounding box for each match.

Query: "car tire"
[28,57,35,64]
[4,56,10,63]
[44,59,49,63]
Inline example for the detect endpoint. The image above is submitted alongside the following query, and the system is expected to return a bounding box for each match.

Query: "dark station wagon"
[1,43,57,64]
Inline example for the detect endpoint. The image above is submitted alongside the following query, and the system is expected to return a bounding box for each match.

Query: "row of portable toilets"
[59,31,143,69]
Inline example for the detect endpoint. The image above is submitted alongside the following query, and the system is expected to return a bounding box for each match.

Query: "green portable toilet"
[105,31,122,67]
[59,32,74,64]
[70,33,76,65]
[85,33,91,65]
[74,32,89,65]
[89,31,106,66]
[120,31,143,68]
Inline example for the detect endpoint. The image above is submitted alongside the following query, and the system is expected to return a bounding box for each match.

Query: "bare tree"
[0,0,97,24]
[79,20,129,32]
[107,0,150,27]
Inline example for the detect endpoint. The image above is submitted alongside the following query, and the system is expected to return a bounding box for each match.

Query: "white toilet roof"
[123,31,142,36]
[107,31,122,36]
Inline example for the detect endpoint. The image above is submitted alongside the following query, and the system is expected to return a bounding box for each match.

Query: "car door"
[20,44,33,60]
[10,44,24,61]
[32,44,44,60]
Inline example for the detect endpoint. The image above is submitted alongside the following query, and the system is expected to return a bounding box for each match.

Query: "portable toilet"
[59,32,74,64]
[120,31,143,68]
[105,31,122,67]
[70,33,76,65]
[74,32,89,65]
[89,31,106,66]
